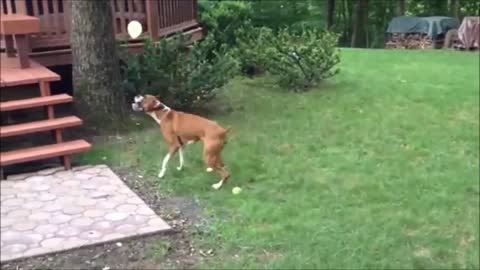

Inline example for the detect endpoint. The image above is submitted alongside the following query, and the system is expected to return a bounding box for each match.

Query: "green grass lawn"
[80,49,479,269]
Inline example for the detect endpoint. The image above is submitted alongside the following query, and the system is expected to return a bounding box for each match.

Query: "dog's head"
[131,95,165,112]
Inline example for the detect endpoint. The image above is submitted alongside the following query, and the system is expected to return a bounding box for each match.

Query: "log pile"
[386,33,434,49]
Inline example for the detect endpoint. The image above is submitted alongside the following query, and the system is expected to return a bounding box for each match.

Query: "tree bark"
[325,0,335,30]
[395,0,405,16]
[340,0,350,45]
[350,0,368,48]
[449,0,459,17]
[70,0,125,126]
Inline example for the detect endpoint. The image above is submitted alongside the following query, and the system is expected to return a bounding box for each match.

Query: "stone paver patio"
[0,165,170,262]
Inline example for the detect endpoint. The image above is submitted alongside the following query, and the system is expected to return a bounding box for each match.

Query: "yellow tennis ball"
[232,187,242,195]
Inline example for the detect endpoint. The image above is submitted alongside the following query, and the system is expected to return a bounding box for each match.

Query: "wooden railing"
[0,0,199,51]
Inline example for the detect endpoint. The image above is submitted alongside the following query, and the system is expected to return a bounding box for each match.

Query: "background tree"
[70,0,125,126]
[351,0,368,48]
[249,0,312,31]
[395,0,406,16]
[449,0,460,17]
[325,0,336,29]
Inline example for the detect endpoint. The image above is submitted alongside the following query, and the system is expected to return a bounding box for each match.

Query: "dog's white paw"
[158,172,165,178]
[212,181,223,190]
[176,166,182,171]
[206,167,213,172]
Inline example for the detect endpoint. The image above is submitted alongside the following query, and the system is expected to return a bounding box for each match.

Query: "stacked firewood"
[386,33,433,49]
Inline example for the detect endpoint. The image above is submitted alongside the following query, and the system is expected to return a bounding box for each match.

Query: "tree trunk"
[351,0,368,48]
[427,0,448,16]
[325,0,335,30]
[395,0,405,16]
[449,0,459,17]
[340,0,349,45]
[70,0,125,126]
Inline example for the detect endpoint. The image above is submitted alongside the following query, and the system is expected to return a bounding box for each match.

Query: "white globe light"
[127,20,143,39]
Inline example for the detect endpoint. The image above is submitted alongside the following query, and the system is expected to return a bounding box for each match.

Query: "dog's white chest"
[148,112,162,124]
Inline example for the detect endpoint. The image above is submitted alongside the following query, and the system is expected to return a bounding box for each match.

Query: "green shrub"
[198,0,253,53]
[120,34,237,110]
[262,27,341,91]
[234,24,272,76]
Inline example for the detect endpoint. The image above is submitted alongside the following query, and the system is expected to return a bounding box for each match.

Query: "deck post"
[15,34,31,68]
[146,0,159,40]
[15,0,30,58]
[4,35,16,57]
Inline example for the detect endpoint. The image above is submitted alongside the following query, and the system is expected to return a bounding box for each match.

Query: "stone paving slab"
[0,165,171,262]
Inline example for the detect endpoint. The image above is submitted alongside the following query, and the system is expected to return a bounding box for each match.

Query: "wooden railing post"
[145,0,159,40]
[64,0,72,34]
[14,0,27,14]
[193,0,198,20]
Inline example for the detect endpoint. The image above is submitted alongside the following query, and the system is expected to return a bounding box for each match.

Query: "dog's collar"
[152,100,171,112]
[147,106,171,125]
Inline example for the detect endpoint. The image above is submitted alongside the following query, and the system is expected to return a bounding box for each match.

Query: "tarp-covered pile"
[456,16,479,49]
[386,16,460,49]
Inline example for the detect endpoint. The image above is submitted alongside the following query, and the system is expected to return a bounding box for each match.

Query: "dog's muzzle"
[131,102,143,111]
[131,95,144,112]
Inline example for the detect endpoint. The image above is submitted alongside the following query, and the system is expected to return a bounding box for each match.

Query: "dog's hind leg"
[203,140,229,189]
[202,141,218,173]
[211,164,229,190]
[176,136,185,171]
[158,154,170,178]
[211,156,229,190]
[177,146,184,171]
[204,153,229,190]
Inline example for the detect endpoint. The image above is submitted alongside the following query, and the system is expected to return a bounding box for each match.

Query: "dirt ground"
[1,167,212,270]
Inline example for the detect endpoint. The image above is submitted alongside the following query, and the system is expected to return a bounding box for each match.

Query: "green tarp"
[386,16,460,39]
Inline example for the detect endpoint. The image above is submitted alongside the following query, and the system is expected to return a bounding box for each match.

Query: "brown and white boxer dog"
[132,95,230,189]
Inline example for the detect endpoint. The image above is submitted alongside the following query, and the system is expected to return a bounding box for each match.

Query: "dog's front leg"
[158,144,180,178]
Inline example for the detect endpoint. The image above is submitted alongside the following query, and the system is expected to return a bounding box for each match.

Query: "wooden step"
[0,116,82,138]
[0,56,60,87]
[0,94,72,112]
[0,140,91,166]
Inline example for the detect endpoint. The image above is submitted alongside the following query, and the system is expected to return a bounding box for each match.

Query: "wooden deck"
[0,0,202,66]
